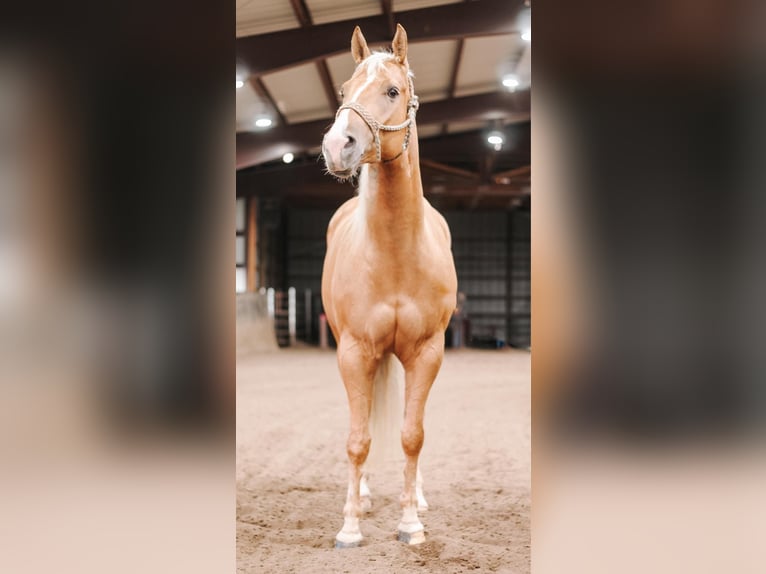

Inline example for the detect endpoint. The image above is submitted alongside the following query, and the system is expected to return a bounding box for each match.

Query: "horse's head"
[322,24,418,179]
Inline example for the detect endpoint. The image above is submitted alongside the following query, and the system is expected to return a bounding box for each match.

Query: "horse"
[321,24,458,548]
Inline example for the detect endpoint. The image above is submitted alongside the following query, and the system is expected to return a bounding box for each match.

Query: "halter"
[335,74,419,163]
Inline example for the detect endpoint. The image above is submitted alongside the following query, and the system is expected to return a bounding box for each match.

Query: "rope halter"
[335,74,419,163]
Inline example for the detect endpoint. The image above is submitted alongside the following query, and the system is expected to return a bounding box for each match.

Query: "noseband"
[335,74,419,163]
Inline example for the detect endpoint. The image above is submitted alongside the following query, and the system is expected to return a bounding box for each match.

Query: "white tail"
[367,354,404,470]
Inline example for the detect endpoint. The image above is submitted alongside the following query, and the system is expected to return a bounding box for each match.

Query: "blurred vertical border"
[533,0,766,572]
[4,0,766,571]
[0,0,234,572]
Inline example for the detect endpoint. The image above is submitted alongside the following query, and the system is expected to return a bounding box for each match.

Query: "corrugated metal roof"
[408,39,458,103]
[261,63,334,123]
[306,0,381,25]
[326,39,458,105]
[454,34,524,98]
[236,0,299,37]
[394,0,460,11]
[236,1,531,155]
[325,52,358,95]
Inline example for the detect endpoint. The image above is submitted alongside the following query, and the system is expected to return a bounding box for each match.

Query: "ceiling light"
[254,117,273,128]
[521,29,531,42]
[236,79,244,89]
[487,130,505,151]
[282,152,294,164]
[502,75,520,90]
[488,135,503,145]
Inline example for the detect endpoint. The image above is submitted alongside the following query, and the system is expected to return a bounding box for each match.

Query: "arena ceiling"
[236,0,531,209]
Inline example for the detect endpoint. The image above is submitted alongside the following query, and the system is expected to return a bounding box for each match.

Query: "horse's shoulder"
[423,200,451,245]
[327,197,359,241]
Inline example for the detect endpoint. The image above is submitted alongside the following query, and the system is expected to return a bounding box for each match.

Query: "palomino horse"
[321,24,458,548]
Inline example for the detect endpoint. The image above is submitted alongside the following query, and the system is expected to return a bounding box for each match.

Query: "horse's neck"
[358,146,424,243]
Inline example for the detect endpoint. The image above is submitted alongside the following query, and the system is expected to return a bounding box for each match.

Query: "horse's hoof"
[361,495,372,512]
[335,530,363,549]
[335,538,362,549]
[397,529,426,545]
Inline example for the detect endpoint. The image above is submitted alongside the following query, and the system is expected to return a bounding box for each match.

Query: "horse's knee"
[347,430,371,465]
[401,424,424,457]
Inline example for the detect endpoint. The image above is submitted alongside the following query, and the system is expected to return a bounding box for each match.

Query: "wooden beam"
[380,0,395,36]
[495,165,531,178]
[418,123,529,163]
[420,158,479,180]
[237,161,527,203]
[447,38,465,98]
[316,60,340,111]
[237,0,526,77]
[445,185,527,198]
[237,91,530,168]
[287,0,339,116]
[288,0,312,27]
[494,164,531,183]
[249,77,286,126]
[479,150,498,184]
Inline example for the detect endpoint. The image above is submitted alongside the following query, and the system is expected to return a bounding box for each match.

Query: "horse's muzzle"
[322,130,363,176]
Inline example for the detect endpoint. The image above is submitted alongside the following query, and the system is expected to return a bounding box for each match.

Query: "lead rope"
[335,75,419,163]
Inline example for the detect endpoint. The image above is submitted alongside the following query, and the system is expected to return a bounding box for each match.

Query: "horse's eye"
[387,87,399,99]
[339,88,344,99]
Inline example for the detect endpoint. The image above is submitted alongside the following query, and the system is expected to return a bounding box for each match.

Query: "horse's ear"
[392,23,408,64]
[351,26,371,64]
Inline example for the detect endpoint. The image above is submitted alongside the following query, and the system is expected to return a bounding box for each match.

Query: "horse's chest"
[336,250,443,301]
[324,212,456,349]
[338,295,441,356]
[334,263,449,342]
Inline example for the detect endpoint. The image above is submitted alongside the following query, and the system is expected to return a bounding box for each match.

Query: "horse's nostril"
[345,135,355,148]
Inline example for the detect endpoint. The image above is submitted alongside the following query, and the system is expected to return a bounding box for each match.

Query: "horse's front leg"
[398,334,444,544]
[335,336,378,548]
[416,466,428,511]
[360,471,372,512]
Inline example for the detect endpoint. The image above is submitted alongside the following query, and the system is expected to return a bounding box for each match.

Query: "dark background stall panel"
[249,198,529,348]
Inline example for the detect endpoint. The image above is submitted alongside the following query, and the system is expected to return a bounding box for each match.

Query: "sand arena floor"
[237,347,530,573]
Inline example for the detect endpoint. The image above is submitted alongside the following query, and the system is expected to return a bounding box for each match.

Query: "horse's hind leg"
[335,337,377,548]
[398,335,444,544]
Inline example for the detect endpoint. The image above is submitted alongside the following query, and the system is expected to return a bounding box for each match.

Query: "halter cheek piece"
[335,75,419,163]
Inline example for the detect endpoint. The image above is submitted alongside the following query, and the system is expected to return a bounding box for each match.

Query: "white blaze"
[333,53,393,137]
